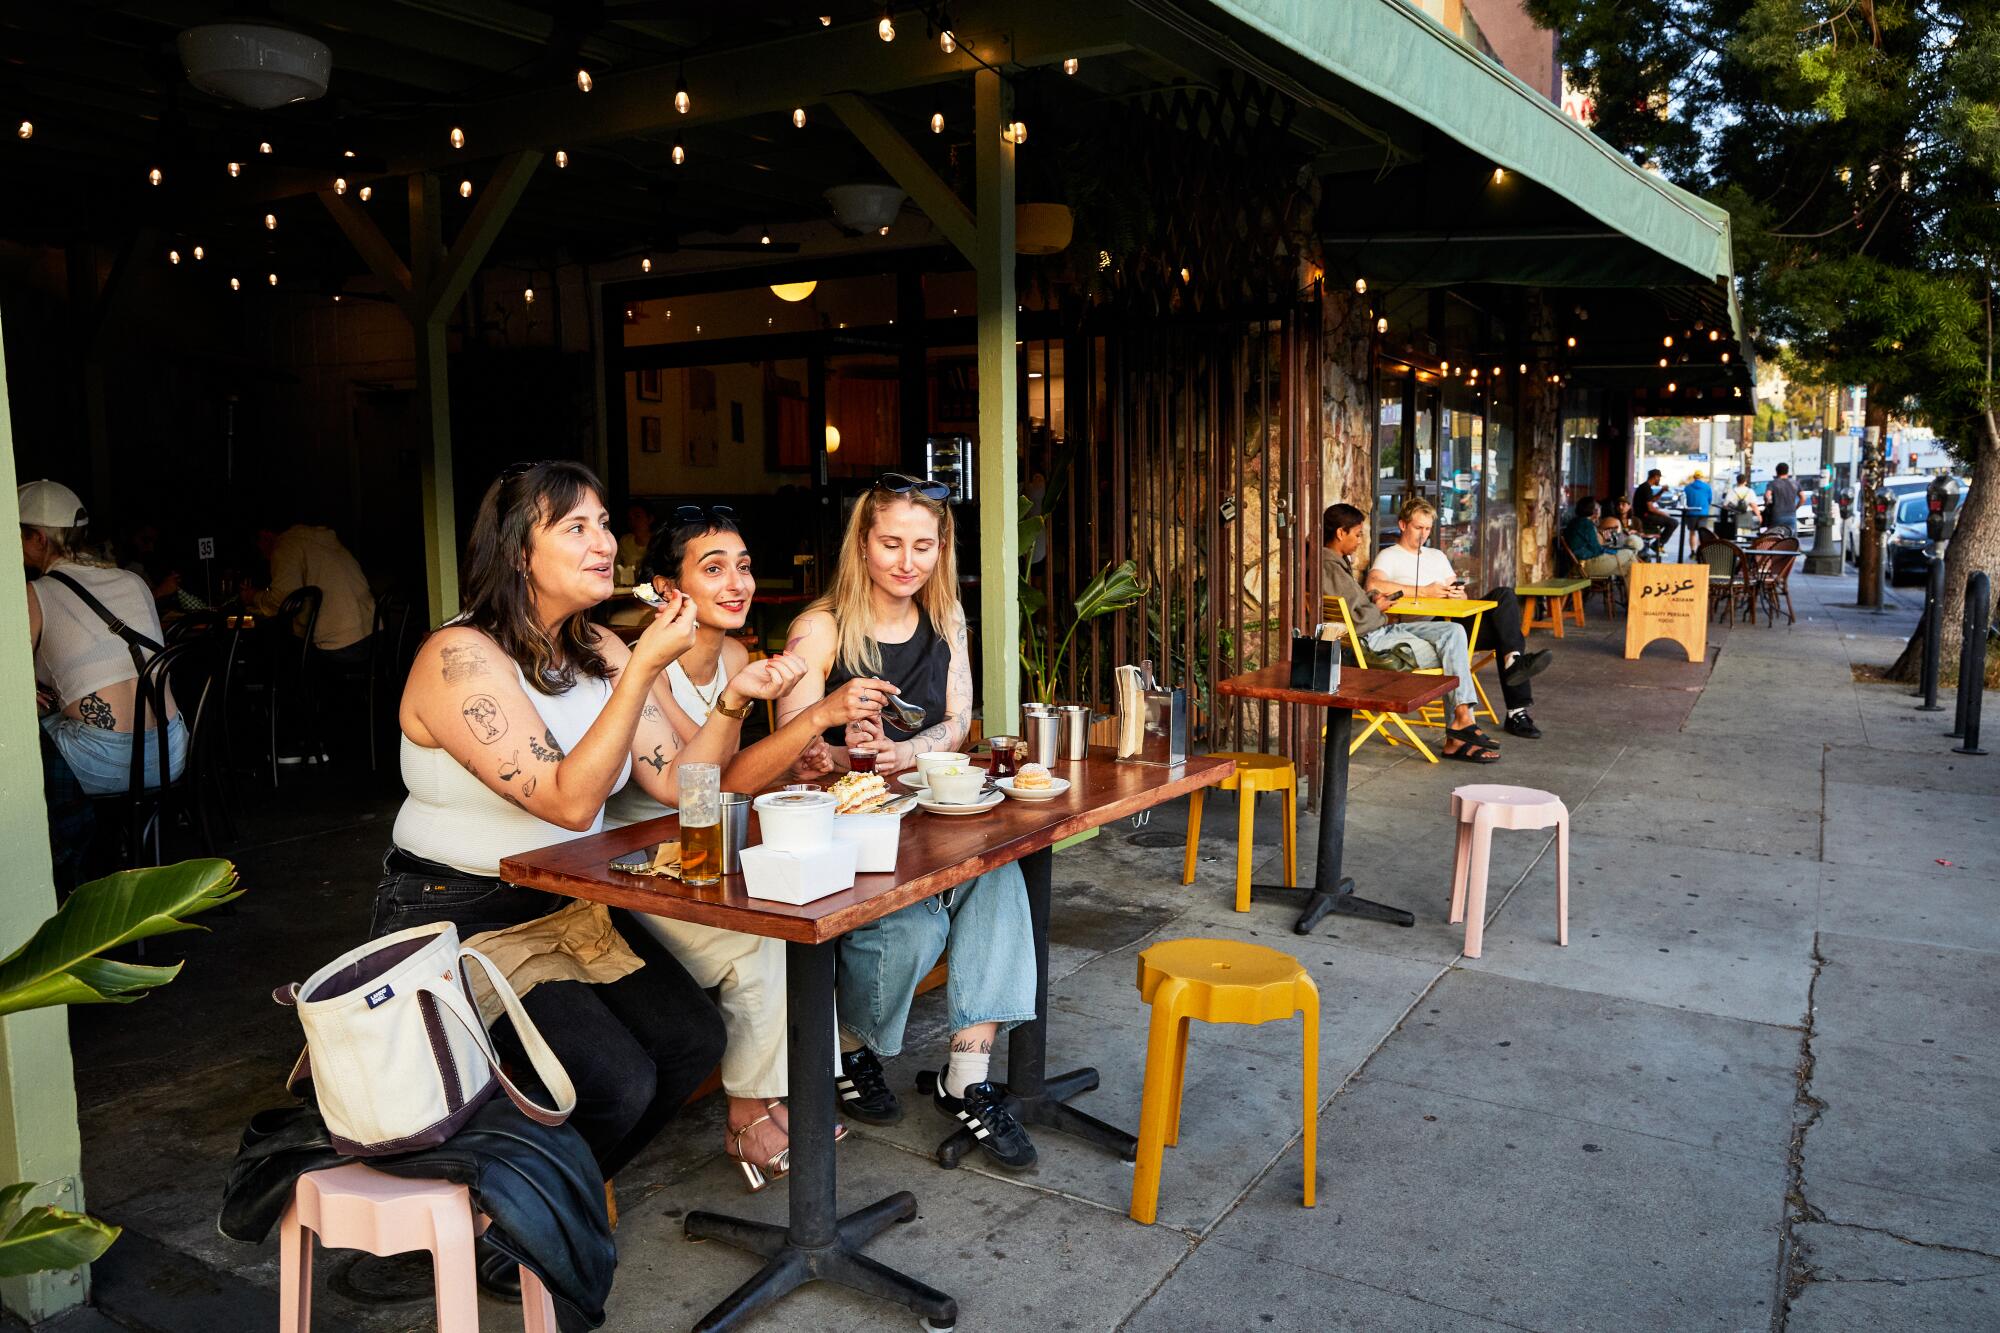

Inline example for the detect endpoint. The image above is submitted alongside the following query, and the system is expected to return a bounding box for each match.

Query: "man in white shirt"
[1365,497,1552,741]
[245,517,377,666]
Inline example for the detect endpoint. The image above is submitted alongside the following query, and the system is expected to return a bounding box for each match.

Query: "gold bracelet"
[713,693,753,720]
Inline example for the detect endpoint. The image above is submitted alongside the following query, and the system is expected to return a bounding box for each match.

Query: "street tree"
[1533,0,1999,678]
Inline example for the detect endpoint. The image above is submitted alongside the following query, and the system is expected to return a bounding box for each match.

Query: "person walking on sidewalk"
[1765,464,1802,537]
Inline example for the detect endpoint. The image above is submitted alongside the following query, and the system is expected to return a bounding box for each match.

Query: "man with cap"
[19,479,186,809]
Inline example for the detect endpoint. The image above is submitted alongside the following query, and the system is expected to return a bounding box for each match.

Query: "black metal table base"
[1248,874,1415,932]
[685,940,956,1332]
[923,848,1141,1169]
[685,1192,955,1332]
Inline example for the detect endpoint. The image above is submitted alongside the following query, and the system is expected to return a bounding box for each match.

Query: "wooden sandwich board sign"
[1624,563,1708,662]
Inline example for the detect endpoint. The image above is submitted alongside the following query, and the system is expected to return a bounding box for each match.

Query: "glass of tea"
[987,736,1021,778]
[848,746,878,773]
[678,762,722,886]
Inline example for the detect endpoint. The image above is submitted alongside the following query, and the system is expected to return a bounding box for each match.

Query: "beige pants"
[631,914,788,1100]
[1581,550,1635,577]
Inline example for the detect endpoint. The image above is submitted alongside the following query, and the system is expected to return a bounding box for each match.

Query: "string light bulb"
[1708,329,1720,342]
[1493,167,1506,184]
[878,5,895,40]
[1659,357,1669,367]
[1721,352,1731,363]
[450,126,465,149]
[358,185,372,201]
[641,257,652,273]
[459,179,473,197]
[1179,266,1191,284]
[930,109,945,134]
[264,213,276,230]
[576,68,592,92]
[227,160,241,177]
[334,177,347,194]
[148,166,162,186]
[168,249,181,265]
[792,106,806,128]
[259,141,272,154]
[671,138,685,165]
[1518,362,1526,373]
[555,150,568,168]
[16,120,30,140]
[1376,317,1388,334]
[1354,277,1367,294]
[1662,334,1674,347]
[1064,57,1079,75]
[1667,381,1677,393]
[1005,120,1027,143]
[1566,335,1577,348]
[267,272,278,286]
[523,287,535,304]
[939,28,955,53]
[819,14,832,25]
[675,70,690,114]
[192,245,204,261]
[229,277,240,291]
[760,230,771,245]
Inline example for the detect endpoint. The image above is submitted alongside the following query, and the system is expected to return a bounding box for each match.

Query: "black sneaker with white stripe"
[931,1077,1037,1172]
[837,1048,902,1125]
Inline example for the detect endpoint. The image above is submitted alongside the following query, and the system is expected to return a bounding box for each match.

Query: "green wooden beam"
[0,306,88,1324]
[974,67,1020,728]
[408,173,457,626]
[419,151,544,320]
[827,94,978,264]
[317,188,416,312]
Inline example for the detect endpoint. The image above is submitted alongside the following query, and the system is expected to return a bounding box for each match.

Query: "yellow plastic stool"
[1180,753,1297,912]
[1129,939,1319,1225]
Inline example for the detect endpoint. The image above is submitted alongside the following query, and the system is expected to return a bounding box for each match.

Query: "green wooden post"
[975,68,1020,728]
[0,309,89,1322]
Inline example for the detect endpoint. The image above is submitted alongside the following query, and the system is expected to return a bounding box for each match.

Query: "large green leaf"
[0,860,240,1018]
[0,1203,120,1279]
[1073,559,1147,622]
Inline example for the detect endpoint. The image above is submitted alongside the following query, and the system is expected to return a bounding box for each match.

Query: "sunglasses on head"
[875,472,952,502]
[499,460,555,481]
[672,503,737,526]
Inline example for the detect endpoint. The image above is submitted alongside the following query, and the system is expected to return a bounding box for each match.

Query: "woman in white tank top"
[602,504,892,1186]
[368,462,801,1212]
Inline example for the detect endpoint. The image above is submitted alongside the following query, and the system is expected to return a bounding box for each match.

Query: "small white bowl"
[925,767,986,805]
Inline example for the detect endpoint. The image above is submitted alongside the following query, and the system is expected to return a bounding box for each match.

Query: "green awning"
[1201,0,1736,290]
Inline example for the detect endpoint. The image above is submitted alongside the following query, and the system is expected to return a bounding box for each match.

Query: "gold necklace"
[681,658,722,710]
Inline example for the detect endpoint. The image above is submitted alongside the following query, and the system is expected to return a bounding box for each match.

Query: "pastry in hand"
[1013,762,1054,790]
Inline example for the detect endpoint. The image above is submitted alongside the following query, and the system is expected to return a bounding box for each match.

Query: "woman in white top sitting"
[21,479,186,796]
[604,502,893,1186]
[370,461,800,1204]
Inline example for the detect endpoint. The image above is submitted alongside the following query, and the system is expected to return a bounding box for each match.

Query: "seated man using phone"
[1364,497,1551,741]
[1320,502,1497,763]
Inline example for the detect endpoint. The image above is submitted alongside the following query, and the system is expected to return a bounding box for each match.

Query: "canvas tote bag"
[277,921,576,1156]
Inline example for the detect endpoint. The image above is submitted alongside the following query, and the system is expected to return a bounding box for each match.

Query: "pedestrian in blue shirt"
[1683,471,1714,538]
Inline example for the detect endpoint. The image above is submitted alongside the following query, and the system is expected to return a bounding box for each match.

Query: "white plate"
[915,788,1004,816]
[896,772,930,791]
[994,775,1070,802]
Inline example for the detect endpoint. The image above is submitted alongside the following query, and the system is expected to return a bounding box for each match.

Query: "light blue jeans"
[835,861,1038,1057]
[42,713,187,797]
[1364,621,1477,712]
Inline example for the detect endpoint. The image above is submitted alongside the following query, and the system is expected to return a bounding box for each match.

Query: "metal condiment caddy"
[1113,660,1186,767]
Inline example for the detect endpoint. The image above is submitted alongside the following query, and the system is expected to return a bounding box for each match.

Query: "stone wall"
[1516,289,1563,583]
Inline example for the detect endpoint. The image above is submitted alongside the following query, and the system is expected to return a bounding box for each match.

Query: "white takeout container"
[831,807,907,873]
[753,790,836,851]
[738,840,857,905]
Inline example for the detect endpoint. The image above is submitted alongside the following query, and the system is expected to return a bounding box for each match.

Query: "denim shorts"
[43,713,187,797]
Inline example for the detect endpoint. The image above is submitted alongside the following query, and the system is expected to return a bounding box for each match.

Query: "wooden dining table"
[1216,664,1459,932]
[500,747,1231,1332]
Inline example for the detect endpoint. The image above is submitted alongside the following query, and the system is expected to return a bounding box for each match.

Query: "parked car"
[1886,492,1940,584]
[1850,474,1935,567]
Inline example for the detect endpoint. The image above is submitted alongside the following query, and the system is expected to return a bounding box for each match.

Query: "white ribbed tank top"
[600,656,722,830]
[393,664,632,877]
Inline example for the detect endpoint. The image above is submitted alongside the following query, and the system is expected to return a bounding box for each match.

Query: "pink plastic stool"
[1448,784,1569,959]
[278,1162,556,1332]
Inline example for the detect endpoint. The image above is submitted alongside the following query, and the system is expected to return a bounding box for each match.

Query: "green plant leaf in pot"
[0,859,241,1017]
[0,1189,120,1279]
[1073,559,1146,620]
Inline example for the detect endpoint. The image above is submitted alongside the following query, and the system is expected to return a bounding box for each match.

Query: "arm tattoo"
[461,694,507,743]
[784,631,808,653]
[77,693,115,730]
[497,752,522,782]
[638,745,667,774]
[641,701,664,722]
[521,776,537,797]
[440,644,489,684]
[527,727,566,762]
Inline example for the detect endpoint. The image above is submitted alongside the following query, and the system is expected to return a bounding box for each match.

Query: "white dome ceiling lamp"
[825,184,906,235]
[177,24,331,110]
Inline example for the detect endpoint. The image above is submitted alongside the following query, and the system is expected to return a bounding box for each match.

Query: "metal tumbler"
[1057,705,1092,761]
[718,792,752,875]
[1021,709,1064,767]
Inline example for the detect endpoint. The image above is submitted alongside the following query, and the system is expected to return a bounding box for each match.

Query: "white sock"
[943,1049,990,1098]
[1503,650,1519,670]
[1509,707,1527,719]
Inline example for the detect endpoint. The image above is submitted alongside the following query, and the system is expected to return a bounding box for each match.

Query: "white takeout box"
[738,840,858,905]
[831,808,906,873]
[753,790,837,852]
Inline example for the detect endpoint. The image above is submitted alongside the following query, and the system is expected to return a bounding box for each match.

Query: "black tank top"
[823,610,951,746]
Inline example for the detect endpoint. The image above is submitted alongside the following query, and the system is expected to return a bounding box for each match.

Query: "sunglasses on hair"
[875,471,953,502]
[672,503,737,526]
[500,460,555,480]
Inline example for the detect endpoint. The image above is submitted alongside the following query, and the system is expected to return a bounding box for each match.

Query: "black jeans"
[1470,588,1534,713]
[371,849,727,1179]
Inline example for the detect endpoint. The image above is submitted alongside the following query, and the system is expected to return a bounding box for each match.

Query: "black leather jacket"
[220,1100,615,1330]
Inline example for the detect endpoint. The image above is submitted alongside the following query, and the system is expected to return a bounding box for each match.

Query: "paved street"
[43,570,1999,1333]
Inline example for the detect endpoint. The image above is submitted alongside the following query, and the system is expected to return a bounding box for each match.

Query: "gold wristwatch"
[713,692,754,720]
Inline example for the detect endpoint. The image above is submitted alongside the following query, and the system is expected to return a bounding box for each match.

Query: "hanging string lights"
[333,176,347,194]
[576,68,592,92]
[264,212,276,230]
[878,4,896,41]
[672,137,686,165]
[227,160,241,176]
[148,166,162,186]
[16,119,31,140]
[459,178,473,197]
[1064,57,1079,75]
[168,249,181,264]
[792,106,807,128]
[358,185,372,200]
[555,150,568,168]
[675,65,690,114]
[259,140,272,154]
[192,245,204,260]
[450,126,465,149]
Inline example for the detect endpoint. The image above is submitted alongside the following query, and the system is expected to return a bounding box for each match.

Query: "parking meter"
[1927,475,1962,542]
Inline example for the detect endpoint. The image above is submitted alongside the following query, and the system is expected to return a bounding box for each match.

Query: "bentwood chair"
[365,593,420,772]
[1696,539,1754,627]
[227,586,324,787]
[88,638,222,868]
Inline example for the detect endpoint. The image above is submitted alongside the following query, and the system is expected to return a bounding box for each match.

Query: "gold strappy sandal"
[727,1113,790,1192]
[766,1097,848,1144]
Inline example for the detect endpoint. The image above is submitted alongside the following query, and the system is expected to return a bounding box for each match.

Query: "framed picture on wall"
[637,367,663,402]
[640,416,663,453]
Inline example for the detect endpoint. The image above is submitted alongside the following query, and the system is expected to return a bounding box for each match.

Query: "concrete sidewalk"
[45,570,1999,1332]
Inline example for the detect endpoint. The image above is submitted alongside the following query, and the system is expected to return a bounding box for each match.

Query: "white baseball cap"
[17,480,89,529]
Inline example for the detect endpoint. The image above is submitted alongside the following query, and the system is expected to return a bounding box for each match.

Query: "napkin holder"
[1113,660,1186,767]
[1288,622,1344,693]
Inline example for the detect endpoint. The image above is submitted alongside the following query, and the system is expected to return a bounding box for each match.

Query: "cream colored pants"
[631,914,788,1100]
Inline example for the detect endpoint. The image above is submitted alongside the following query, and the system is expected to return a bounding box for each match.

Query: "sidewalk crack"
[1777,932,1829,1326]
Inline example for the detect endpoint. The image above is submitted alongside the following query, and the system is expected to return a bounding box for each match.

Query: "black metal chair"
[87,639,215,867]
[166,609,223,643]
[225,586,324,787]
[366,593,420,771]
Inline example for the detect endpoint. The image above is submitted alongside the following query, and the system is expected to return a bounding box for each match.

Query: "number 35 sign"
[1624,564,1708,662]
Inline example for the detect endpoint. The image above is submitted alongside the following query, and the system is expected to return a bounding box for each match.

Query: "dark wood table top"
[1215,663,1459,712]
[501,749,1234,944]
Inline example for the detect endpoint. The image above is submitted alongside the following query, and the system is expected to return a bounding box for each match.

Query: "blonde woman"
[776,474,1040,1173]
